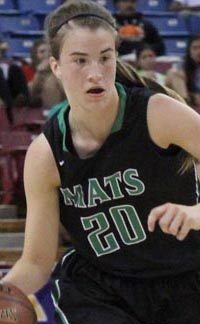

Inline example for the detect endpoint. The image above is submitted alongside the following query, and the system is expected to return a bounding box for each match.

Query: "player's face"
[51,25,117,112]
[189,39,200,64]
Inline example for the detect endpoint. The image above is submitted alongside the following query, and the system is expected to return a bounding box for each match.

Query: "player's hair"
[45,0,194,172]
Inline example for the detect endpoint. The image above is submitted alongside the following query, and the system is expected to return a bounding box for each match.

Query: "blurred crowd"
[0,37,65,123]
[0,0,199,122]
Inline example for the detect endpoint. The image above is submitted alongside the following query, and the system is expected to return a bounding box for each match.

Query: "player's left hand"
[147,203,200,240]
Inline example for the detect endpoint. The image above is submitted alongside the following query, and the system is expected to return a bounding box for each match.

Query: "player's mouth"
[86,87,105,96]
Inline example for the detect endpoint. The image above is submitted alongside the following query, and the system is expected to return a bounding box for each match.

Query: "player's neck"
[69,91,119,143]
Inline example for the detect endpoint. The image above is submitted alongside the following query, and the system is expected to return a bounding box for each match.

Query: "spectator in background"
[20,39,50,85]
[0,40,12,118]
[0,40,30,121]
[29,39,66,109]
[136,43,166,85]
[21,39,50,84]
[29,66,66,110]
[30,39,49,76]
[113,0,165,56]
[165,35,200,110]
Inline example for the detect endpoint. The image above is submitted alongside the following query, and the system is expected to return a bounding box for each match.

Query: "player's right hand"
[147,202,200,241]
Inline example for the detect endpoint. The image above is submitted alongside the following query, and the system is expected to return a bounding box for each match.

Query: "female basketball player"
[2,1,200,323]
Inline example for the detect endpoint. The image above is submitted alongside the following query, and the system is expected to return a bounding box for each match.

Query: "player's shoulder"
[25,133,60,186]
[124,85,155,113]
[26,133,55,167]
[126,84,155,99]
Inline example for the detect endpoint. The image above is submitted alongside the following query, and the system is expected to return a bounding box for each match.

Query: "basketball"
[0,282,37,324]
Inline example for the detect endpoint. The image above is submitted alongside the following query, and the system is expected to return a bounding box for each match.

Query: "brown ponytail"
[116,59,185,102]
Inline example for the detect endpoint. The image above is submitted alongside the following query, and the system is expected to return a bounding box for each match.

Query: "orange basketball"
[0,282,37,324]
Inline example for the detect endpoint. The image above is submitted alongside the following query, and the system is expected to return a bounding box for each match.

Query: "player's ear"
[49,56,61,79]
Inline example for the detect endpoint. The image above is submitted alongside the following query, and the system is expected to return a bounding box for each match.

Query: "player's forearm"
[1,256,51,295]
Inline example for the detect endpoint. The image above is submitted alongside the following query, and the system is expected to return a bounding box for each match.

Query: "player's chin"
[86,92,106,101]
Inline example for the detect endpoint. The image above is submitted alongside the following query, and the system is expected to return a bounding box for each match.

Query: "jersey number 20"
[81,204,146,257]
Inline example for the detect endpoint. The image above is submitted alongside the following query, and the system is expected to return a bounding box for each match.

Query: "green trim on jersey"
[56,82,127,152]
[48,100,68,119]
[51,280,70,323]
[111,82,127,133]
[57,102,69,152]
[51,250,75,323]
[47,99,69,152]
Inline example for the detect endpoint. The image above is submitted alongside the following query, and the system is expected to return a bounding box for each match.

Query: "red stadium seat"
[12,107,46,133]
[0,130,35,203]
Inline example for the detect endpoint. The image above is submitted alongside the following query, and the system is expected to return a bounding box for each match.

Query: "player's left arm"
[146,93,200,240]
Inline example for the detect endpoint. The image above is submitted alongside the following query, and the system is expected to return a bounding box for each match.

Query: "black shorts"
[51,249,200,324]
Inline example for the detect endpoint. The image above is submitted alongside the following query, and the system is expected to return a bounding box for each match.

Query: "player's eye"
[75,58,87,65]
[100,56,110,63]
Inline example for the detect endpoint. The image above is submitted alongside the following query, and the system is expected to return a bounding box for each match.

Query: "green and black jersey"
[43,83,200,278]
